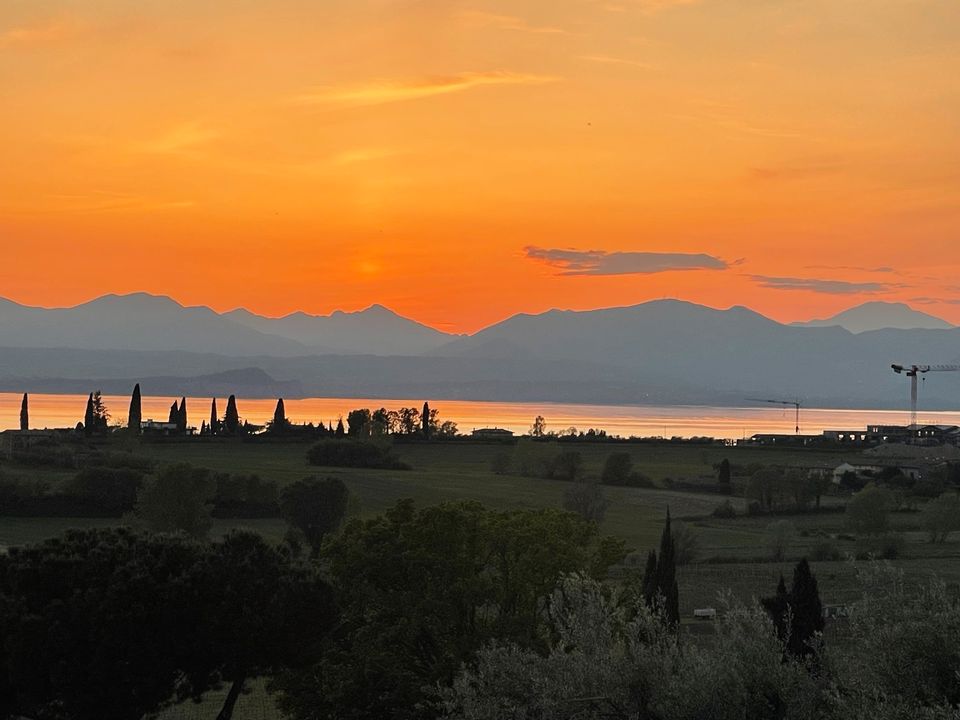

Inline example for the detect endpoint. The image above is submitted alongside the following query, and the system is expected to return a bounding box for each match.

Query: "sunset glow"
[2,0,959,332]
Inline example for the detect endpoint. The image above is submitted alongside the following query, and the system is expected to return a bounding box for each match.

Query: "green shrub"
[810,538,840,561]
[712,500,737,519]
[307,439,410,470]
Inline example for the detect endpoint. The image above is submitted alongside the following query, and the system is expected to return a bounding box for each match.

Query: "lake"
[3,392,958,440]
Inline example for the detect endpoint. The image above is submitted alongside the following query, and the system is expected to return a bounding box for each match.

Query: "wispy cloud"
[137,121,220,155]
[0,17,81,49]
[804,264,895,274]
[460,11,569,35]
[294,71,557,108]
[578,54,652,69]
[752,275,899,295]
[42,191,194,214]
[750,157,843,181]
[525,246,728,276]
[632,0,701,14]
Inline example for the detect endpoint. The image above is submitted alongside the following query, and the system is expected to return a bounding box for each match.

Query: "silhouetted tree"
[644,510,680,627]
[641,549,658,607]
[19,393,28,431]
[272,398,288,434]
[224,395,240,435]
[168,402,179,425]
[128,384,141,434]
[718,458,731,485]
[761,574,790,643]
[422,401,430,437]
[91,391,108,430]
[177,397,188,433]
[135,463,216,538]
[787,559,824,658]
[346,409,371,437]
[335,418,345,438]
[84,393,95,435]
[279,477,351,556]
[531,415,546,437]
[210,398,219,436]
[762,560,824,659]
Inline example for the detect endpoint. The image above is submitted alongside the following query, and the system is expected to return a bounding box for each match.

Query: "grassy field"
[3,437,958,720]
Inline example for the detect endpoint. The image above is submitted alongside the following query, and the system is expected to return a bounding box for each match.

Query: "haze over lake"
[6,392,960,441]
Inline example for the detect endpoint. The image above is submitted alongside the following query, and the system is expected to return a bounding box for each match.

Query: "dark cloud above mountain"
[524,246,729,276]
[752,275,898,294]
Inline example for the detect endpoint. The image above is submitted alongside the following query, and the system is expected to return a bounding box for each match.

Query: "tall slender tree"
[225,395,240,435]
[335,418,345,437]
[422,401,430,437]
[84,393,95,435]
[272,398,287,433]
[210,398,219,436]
[168,402,179,425]
[787,559,824,658]
[761,574,790,643]
[643,510,680,628]
[177,397,188,433]
[19,393,28,431]
[128,384,142,434]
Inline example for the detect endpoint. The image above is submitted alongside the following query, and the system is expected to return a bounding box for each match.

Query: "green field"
[3,437,958,720]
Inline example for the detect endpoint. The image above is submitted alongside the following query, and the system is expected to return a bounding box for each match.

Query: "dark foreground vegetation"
[0,498,958,720]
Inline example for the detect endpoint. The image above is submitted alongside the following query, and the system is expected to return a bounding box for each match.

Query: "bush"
[135,464,216,538]
[280,477,351,554]
[307,439,410,470]
[550,450,583,481]
[601,453,632,485]
[810,538,841,561]
[712,500,737,519]
[213,473,279,518]
[846,484,892,535]
[61,466,143,515]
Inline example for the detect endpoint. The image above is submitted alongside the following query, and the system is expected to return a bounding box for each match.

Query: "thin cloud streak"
[578,54,653,69]
[525,246,728,276]
[752,275,899,295]
[294,71,558,108]
[460,11,569,35]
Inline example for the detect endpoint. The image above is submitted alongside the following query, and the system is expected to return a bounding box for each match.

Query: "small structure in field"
[693,608,717,620]
[471,428,514,440]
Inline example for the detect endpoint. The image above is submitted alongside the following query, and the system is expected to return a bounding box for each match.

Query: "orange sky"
[1,0,959,333]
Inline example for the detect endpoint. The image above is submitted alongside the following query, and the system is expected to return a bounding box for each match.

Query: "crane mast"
[891,364,960,428]
[746,398,802,434]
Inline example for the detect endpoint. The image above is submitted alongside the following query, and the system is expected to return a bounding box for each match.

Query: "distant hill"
[223,304,456,355]
[793,302,954,333]
[0,294,309,356]
[1,296,959,409]
[0,294,456,357]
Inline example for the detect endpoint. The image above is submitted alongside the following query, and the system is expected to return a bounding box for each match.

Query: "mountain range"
[1,294,958,410]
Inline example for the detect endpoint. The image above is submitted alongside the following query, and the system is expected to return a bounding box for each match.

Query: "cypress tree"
[128,384,142,434]
[177,397,188,433]
[210,398,219,436]
[335,418,345,437]
[19,393,28,431]
[422,401,430,437]
[787,559,824,658]
[718,458,731,485]
[273,398,287,433]
[225,395,240,435]
[656,508,680,627]
[84,393,95,435]
[761,574,790,643]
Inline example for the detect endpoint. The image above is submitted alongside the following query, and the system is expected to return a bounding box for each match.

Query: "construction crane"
[747,397,802,434]
[891,364,960,428]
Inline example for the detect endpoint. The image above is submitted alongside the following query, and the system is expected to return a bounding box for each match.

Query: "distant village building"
[831,462,923,485]
[141,419,191,436]
[471,428,514,440]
